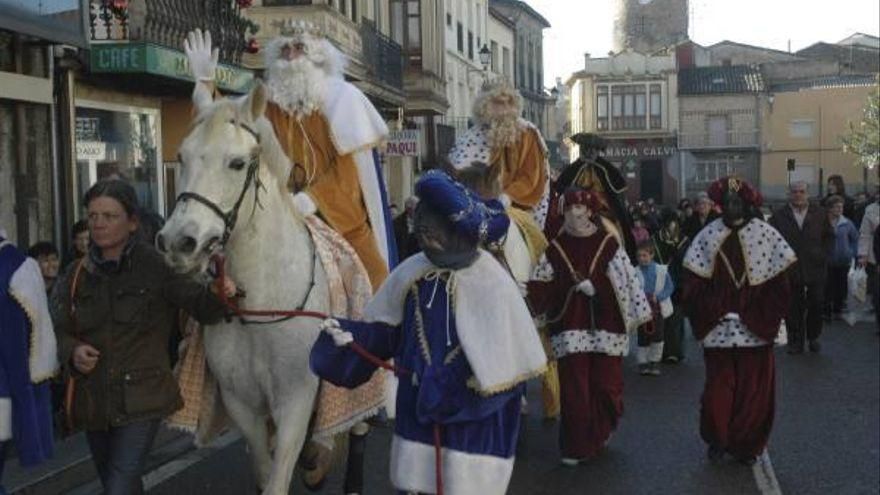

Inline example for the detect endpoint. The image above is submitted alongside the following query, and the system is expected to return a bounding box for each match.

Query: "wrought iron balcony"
[88,0,249,65]
[678,130,760,150]
[360,20,403,91]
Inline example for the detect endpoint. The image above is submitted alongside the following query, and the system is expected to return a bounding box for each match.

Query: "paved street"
[137,319,878,494]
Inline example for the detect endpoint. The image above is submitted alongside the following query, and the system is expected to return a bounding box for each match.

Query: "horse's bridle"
[174,120,263,248]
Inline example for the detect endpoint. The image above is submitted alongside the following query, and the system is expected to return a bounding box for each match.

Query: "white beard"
[266,56,326,117]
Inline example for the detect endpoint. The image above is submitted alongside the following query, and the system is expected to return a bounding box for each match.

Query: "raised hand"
[184,28,219,82]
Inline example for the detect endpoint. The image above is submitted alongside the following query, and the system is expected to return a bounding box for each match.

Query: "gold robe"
[492,127,548,209]
[266,102,387,290]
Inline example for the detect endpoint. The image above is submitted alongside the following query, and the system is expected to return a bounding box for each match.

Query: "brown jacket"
[769,203,834,285]
[51,242,225,430]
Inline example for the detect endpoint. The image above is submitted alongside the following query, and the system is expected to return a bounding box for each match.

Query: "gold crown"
[728,177,741,192]
[273,19,323,37]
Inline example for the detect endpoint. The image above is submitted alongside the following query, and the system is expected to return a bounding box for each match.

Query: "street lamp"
[478,44,491,70]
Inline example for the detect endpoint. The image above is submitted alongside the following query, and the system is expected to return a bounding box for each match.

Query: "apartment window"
[695,159,732,183]
[790,120,815,138]
[391,0,422,67]
[339,0,347,16]
[597,86,609,130]
[446,13,451,26]
[502,46,511,79]
[457,22,463,53]
[490,41,499,72]
[468,31,474,60]
[649,84,662,129]
[350,0,357,22]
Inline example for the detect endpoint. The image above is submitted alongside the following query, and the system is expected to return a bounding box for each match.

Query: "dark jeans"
[85,419,160,495]
[824,265,850,315]
[787,280,825,348]
[663,306,686,360]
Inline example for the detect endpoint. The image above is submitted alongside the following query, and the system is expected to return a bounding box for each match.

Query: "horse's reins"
[176,120,448,494]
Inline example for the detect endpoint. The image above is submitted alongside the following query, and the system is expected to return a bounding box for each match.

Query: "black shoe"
[808,340,821,353]
[343,431,367,495]
[787,345,804,355]
[707,445,725,463]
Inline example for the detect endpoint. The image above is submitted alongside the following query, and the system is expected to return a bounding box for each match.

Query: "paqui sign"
[385,129,420,157]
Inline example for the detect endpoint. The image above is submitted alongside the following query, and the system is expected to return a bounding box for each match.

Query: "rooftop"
[490,0,551,28]
[678,65,765,95]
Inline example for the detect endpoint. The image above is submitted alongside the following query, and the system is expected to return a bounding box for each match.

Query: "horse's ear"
[245,80,268,121]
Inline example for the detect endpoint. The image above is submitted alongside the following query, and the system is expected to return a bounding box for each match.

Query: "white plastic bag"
[844,264,871,326]
[849,264,868,303]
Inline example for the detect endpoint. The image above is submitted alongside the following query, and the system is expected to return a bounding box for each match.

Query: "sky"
[529,0,880,88]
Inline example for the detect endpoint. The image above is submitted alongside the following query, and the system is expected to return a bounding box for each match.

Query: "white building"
[443,0,490,137]
[487,6,514,84]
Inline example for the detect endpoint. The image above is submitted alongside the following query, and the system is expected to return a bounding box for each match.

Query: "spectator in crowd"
[640,200,661,233]
[392,196,420,261]
[677,198,693,223]
[852,191,868,228]
[682,193,717,245]
[652,209,687,363]
[822,175,855,220]
[631,215,651,244]
[27,242,60,296]
[769,181,834,354]
[635,241,674,376]
[50,180,236,495]
[858,190,879,315]
[63,220,90,267]
[1,228,58,495]
[824,195,859,321]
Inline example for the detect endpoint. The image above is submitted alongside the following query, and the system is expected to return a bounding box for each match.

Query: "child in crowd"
[631,216,651,244]
[825,195,859,320]
[26,242,60,295]
[635,242,674,376]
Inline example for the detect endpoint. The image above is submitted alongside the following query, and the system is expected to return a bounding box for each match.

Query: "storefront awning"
[89,42,253,94]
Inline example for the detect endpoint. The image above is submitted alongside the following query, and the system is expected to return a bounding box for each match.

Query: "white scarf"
[364,251,547,395]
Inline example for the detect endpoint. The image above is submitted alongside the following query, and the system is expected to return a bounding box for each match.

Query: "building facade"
[677,65,763,199]
[0,0,89,248]
[487,6,514,84]
[760,79,879,201]
[442,0,489,137]
[568,50,680,203]
[490,0,552,137]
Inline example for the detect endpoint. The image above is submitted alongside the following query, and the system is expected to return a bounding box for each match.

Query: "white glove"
[576,279,596,297]
[499,193,512,209]
[320,318,353,347]
[292,192,318,217]
[184,29,219,82]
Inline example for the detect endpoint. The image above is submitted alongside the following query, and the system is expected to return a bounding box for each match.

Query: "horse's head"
[158,81,279,273]
[453,161,503,201]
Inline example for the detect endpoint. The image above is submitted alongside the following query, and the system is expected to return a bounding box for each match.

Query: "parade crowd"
[2,25,879,495]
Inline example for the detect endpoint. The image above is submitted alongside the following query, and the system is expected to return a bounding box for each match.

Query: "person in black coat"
[768,181,834,354]
[681,193,718,247]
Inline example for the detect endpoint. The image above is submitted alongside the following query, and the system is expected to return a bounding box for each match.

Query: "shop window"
[74,103,163,217]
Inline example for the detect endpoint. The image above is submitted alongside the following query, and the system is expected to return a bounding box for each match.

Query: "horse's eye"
[229,158,246,171]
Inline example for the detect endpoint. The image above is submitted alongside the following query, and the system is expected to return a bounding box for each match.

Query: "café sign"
[598,138,678,160]
[90,43,253,93]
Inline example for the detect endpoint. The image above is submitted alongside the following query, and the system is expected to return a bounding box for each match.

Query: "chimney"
[584,52,591,68]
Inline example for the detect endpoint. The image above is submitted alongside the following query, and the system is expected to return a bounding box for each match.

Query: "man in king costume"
[184,26,395,492]
[528,189,651,464]
[1,230,58,491]
[311,170,547,495]
[681,177,795,465]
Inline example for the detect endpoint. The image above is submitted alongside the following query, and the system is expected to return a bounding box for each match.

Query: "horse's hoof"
[301,442,333,492]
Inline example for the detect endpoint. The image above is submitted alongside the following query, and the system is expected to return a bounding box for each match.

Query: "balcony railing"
[679,130,760,150]
[360,20,403,90]
[89,0,248,65]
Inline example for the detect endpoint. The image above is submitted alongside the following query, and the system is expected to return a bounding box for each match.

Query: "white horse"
[157,82,328,495]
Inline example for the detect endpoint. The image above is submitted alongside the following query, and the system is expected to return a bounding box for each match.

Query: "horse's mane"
[192,96,293,197]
